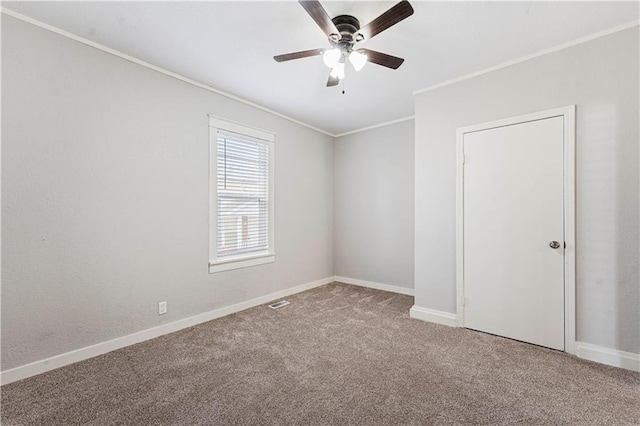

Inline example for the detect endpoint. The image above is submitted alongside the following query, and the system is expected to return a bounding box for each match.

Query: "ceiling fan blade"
[274,48,323,62]
[357,0,414,41]
[358,49,404,69]
[327,74,339,87]
[299,0,340,38]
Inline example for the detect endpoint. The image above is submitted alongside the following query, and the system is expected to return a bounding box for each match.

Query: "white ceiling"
[4,1,638,135]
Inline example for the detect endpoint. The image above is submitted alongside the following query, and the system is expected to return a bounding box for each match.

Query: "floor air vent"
[268,300,290,309]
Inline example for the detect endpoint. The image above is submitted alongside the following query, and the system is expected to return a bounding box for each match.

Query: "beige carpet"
[1,283,639,425]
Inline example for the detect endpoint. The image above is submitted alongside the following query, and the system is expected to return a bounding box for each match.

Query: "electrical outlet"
[158,301,167,315]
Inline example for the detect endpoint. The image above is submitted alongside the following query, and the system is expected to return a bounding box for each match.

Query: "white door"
[462,116,565,350]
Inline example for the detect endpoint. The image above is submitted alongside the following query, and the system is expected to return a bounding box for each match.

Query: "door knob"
[549,241,560,249]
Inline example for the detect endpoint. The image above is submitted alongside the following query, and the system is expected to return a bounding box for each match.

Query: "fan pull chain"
[342,79,346,95]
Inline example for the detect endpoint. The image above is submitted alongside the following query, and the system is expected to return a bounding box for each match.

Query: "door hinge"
[461,296,468,307]
[462,154,466,164]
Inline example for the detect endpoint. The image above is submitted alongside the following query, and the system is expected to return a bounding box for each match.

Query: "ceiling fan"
[274,0,414,87]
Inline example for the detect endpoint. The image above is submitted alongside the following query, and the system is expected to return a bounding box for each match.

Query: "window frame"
[208,115,275,274]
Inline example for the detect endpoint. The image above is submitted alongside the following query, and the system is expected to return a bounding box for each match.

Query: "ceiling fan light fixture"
[322,48,341,68]
[330,62,345,79]
[349,50,367,72]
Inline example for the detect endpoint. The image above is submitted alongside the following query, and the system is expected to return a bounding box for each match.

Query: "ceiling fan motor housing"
[330,15,363,50]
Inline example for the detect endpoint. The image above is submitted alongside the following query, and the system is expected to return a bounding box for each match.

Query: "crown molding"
[5,8,637,139]
[413,20,640,96]
[0,7,335,137]
[334,115,415,138]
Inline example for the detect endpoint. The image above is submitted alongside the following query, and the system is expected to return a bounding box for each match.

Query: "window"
[209,116,275,273]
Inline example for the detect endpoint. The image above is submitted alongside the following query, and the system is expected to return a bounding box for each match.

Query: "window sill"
[209,252,275,274]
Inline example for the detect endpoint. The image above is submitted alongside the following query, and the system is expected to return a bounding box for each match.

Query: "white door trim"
[456,105,576,354]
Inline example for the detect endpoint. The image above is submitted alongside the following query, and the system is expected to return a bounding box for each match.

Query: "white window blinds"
[216,130,270,259]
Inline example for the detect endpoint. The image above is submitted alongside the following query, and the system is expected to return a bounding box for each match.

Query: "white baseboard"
[575,341,640,372]
[410,305,457,327]
[333,276,414,296]
[8,279,635,386]
[0,276,334,386]
[407,311,639,371]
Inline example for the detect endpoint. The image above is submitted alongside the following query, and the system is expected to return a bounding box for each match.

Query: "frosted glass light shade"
[330,62,345,79]
[323,49,341,68]
[349,50,367,71]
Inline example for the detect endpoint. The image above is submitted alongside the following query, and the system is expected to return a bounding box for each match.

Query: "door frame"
[455,105,576,354]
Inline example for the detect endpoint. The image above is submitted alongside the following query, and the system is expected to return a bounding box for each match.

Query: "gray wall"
[414,27,639,353]
[1,16,334,370]
[334,121,415,289]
